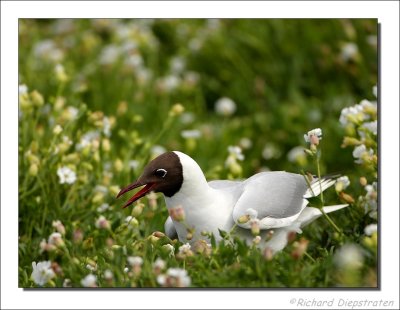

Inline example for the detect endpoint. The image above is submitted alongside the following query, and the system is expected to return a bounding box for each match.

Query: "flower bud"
[186,232,193,241]
[237,214,250,224]
[114,158,123,172]
[132,203,144,217]
[52,220,66,235]
[291,238,309,260]
[263,247,274,261]
[169,103,185,117]
[253,236,261,245]
[30,90,44,107]
[310,134,320,146]
[250,219,260,236]
[29,163,39,176]
[148,235,159,244]
[339,192,355,204]
[341,136,361,147]
[53,125,63,135]
[152,231,165,238]
[102,138,111,152]
[287,231,297,244]
[73,229,84,244]
[168,206,185,222]
[117,101,128,116]
[162,244,175,257]
[359,177,368,186]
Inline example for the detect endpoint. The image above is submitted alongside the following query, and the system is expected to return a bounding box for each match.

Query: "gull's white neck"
[165,151,214,209]
[165,151,234,242]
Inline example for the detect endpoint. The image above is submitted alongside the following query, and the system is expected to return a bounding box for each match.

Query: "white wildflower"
[81,274,97,287]
[180,112,195,125]
[360,120,377,136]
[63,278,72,287]
[287,146,306,163]
[55,64,68,82]
[127,256,143,267]
[178,243,191,255]
[353,144,374,164]
[339,105,365,126]
[31,261,55,286]
[157,267,191,287]
[239,137,253,150]
[94,185,108,194]
[181,129,202,139]
[19,84,28,95]
[364,182,378,219]
[215,97,236,116]
[99,45,120,65]
[153,258,166,271]
[52,220,66,235]
[48,232,64,247]
[86,263,97,272]
[253,235,261,245]
[246,208,258,219]
[104,269,114,281]
[335,176,351,192]
[372,85,377,97]
[128,160,139,170]
[53,124,63,135]
[304,128,322,145]
[52,19,74,35]
[158,75,181,92]
[334,243,364,269]
[103,116,111,137]
[57,166,76,184]
[67,106,79,121]
[151,145,166,157]
[124,54,143,69]
[360,99,377,111]
[97,203,110,213]
[33,40,64,62]
[340,42,359,62]
[136,67,152,84]
[364,223,378,236]
[227,146,244,161]
[95,215,110,230]
[76,131,100,150]
[170,56,186,74]
[262,143,281,160]
[183,71,200,86]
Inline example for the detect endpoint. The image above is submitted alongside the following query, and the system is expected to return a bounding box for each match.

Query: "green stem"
[315,150,342,235]
[304,251,316,263]
[316,153,324,205]
[320,208,342,234]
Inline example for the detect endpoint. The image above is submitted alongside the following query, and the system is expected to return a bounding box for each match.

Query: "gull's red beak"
[116,180,156,209]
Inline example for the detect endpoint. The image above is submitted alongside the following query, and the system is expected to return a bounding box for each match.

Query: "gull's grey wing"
[232,172,308,228]
[208,180,242,190]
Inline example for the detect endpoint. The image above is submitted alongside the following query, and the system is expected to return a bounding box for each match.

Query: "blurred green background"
[19,19,377,175]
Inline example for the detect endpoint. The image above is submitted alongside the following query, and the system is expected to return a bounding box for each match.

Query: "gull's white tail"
[304,177,337,198]
[264,204,348,254]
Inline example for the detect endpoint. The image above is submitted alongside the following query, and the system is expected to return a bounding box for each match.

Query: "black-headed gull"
[117,151,348,253]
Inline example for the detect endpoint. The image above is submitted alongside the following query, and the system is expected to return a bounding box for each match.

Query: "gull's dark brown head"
[116,151,183,208]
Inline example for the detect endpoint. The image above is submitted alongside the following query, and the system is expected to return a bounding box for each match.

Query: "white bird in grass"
[117,151,348,254]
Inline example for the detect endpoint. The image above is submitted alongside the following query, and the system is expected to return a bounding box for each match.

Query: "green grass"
[19,19,378,288]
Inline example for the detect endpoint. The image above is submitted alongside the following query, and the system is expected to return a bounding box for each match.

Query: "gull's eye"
[155,168,167,178]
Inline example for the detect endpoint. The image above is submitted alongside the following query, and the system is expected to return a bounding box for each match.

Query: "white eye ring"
[156,168,167,178]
